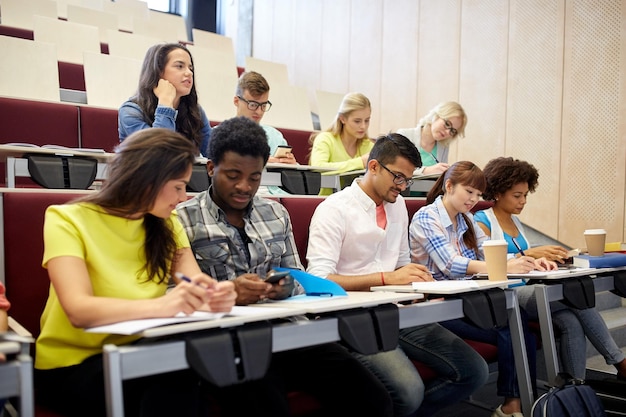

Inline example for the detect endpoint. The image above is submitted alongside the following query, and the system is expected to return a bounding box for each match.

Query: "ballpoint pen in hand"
[511,238,526,257]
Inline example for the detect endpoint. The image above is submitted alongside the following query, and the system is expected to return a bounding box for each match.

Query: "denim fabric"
[551,309,587,378]
[517,285,625,380]
[352,346,424,417]
[352,323,489,417]
[399,323,489,416]
[440,311,537,399]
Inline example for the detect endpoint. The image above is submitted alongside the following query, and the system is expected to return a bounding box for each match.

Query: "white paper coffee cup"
[483,240,508,281]
[584,229,606,257]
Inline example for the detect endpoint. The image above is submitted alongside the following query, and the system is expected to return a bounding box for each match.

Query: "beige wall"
[250,0,626,248]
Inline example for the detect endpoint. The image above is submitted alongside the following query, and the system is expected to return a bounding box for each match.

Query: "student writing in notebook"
[397,101,467,175]
[34,129,236,417]
[409,161,540,417]
[309,92,374,194]
[176,116,393,417]
[118,43,212,156]
[306,134,489,417]
[475,156,626,381]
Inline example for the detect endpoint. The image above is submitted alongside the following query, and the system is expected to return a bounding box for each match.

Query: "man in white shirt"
[307,133,489,417]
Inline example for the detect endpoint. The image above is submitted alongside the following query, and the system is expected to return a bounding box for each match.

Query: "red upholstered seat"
[274,127,313,165]
[0,97,81,187]
[0,24,34,40]
[58,61,85,91]
[3,192,86,341]
[0,97,79,146]
[277,196,325,268]
[79,106,120,151]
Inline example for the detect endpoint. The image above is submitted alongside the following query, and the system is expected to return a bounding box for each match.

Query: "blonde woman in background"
[309,92,374,195]
[397,101,467,175]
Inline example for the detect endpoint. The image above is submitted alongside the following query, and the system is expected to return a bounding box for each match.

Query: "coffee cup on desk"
[483,239,508,281]
[584,229,606,256]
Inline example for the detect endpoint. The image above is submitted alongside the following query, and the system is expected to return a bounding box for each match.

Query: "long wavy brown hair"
[131,43,204,151]
[80,128,196,283]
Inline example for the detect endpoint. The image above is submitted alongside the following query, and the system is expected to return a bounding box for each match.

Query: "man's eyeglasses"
[443,119,458,137]
[237,96,272,112]
[378,162,414,187]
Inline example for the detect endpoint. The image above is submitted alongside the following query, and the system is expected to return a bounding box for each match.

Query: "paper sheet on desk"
[473,267,597,279]
[411,281,480,291]
[86,311,226,335]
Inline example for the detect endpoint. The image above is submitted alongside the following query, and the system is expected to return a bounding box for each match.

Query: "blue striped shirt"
[409,196,487,280]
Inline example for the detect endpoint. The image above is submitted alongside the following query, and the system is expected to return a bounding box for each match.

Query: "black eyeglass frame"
[378,161,414,187]
[442,118,458,137]
[237,96,272,112]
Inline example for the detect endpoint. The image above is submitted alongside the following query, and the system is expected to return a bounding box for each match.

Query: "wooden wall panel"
[506,0,564,239]
[293,2,323,114]
[457,0,510,168]
[318,0,351,95]
[249,0,626,245]
[347,0,384,136]
[268,0,296,83]
[252,0,274,59]
[415,0,462,126]
[559,0,626,247]
[415,0,462,161]
[379,0,420,134]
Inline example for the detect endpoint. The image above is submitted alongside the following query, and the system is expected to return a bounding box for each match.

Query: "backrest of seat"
[83,52,142,109]
[278,197,325,268]
[133,10,188,43]
[66,5,119,44]
[274,127,313,166]
[3,191,86,338]
[315,89,344,131]
[0,97,79,146]
[259,83,313,131]
[79,106,120,151]
[106,30,163,60]
[33,15,101,65]
[0,0,58,31]
[0,35,60,102]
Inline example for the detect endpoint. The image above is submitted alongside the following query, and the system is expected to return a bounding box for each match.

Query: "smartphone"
[273,145,292,158]
[264,269,291,284]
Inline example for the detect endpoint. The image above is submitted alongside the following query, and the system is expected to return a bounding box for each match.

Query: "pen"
[175,272,192,283]
[175,272,215,290]
[511,238,526,257]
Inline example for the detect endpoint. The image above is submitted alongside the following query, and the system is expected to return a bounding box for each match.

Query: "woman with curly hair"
[475,156,626,381]
[118,43,212,156]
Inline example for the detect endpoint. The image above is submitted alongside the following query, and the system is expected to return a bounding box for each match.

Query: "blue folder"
[274,267,347,296]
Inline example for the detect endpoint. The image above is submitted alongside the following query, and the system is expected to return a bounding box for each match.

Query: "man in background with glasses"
[306,133,488,417]
[234,71,298,164]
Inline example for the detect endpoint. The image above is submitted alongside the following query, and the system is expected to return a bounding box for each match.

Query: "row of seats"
[1,0,186,42]
[1,0,345,130]
[1,189,494,416]
[0,96,315,183]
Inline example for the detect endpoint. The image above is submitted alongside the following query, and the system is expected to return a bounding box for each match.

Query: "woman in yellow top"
[34,128,236,417]
[310,92,374,195]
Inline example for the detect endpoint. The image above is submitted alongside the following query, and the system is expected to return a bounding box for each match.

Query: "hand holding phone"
[265,269,291,284]
[273,146,292,159]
